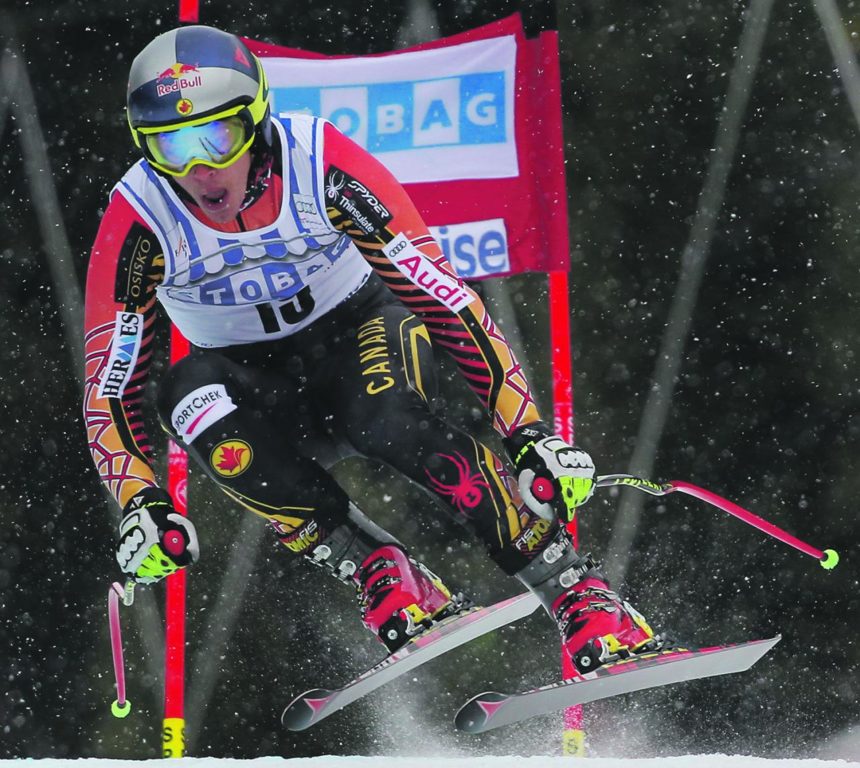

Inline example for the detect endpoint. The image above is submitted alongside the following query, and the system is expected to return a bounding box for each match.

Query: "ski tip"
[714,634,782,673]
[755,634,782,653]
[281,688,333,731]
[454,691,506,734]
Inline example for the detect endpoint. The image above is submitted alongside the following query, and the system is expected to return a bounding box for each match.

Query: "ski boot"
[301,505,468,653]
[551,573,660,673]
[517,529,663,674]
[354,544,468,652]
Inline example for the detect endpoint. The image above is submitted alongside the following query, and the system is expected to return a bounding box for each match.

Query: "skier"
[84,25,662,674]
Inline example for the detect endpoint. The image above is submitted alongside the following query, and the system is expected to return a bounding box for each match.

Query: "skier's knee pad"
[344,408,435,461]
[156,352,240,437]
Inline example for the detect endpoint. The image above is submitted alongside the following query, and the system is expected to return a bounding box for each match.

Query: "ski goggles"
[138,108,255,177]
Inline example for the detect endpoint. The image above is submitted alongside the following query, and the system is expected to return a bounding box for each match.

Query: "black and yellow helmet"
[127,25,270,176]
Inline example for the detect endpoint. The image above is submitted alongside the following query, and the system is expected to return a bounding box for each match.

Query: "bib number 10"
[255,286,316,333]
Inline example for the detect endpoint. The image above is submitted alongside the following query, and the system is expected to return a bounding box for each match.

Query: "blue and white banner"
[263,35,518,184]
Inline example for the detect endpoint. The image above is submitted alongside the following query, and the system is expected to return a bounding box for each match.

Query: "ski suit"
[83,115,555,576]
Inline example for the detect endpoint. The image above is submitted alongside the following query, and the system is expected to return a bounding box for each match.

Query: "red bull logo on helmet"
[156,62,203,97]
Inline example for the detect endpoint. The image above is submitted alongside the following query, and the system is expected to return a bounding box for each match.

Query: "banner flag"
[247,14,569,279]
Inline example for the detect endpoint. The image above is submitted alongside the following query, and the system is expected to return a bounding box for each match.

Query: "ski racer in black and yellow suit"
[83,25,661,671]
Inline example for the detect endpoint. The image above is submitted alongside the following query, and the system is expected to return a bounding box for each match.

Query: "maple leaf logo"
[210,440,253,477]
[217,446,245,472]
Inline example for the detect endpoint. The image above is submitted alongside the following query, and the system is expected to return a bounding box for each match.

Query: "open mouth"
[199,188,229,212]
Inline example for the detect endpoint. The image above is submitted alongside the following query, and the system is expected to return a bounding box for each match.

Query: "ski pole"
[595,474,840,570]
[108,580,136,718]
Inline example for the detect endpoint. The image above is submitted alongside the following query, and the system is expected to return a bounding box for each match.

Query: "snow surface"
[2,758,858,767]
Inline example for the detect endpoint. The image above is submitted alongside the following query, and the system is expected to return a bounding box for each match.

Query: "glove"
[116,487,199,584]
[503,421,596,525]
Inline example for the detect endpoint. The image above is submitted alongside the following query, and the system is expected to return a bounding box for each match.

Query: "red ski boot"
[515,528,663,674]
[553,574,661,674]
[354,544,467,652]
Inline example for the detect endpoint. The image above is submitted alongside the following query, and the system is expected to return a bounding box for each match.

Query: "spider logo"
[325,171,346,201]
[425,452,489,515]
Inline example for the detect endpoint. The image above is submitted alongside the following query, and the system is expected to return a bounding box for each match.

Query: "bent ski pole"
[595,474,839,570]
[108,580,136,718]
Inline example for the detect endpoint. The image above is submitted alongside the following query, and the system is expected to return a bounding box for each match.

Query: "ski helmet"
[127,25,271,176]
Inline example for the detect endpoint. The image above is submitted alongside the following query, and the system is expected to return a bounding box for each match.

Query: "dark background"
[1,0,857,760]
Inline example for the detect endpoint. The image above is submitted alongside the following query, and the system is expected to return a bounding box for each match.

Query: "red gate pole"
[549,270,585,756]
[163,4,199,758]
[164,326,191,757]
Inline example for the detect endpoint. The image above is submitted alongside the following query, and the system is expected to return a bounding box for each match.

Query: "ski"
[455,634,781,733]
[281,590,541,730]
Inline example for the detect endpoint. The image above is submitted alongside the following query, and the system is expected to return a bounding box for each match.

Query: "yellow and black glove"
[116,487,199,584]
[504,422,595,525]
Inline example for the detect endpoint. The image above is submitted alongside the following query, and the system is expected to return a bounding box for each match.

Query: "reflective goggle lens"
[144,116,249,174]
